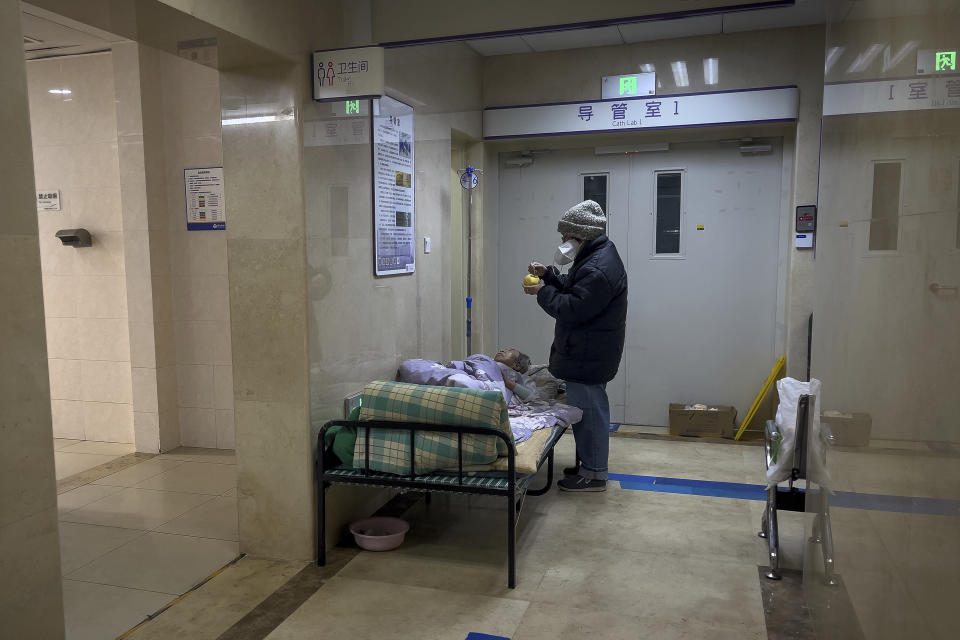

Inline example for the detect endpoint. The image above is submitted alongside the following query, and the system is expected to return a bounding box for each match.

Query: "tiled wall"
[28,53,134,444]
[159,53,234,449]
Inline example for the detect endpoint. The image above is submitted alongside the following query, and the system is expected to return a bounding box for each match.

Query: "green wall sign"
[935,51,956,71]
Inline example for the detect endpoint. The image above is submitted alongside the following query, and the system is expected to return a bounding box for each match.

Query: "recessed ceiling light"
[703,58,718,85]
[670,61,689,87]
[824,47,844,74]
[846,44,884,73]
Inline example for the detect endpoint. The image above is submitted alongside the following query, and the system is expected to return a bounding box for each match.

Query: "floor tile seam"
[61,529,150,575]
[129,482,235,495]
[113,485,226,498]
[158,456,236,465]
[62,575,181,598]
[58,448,134,456]
[149,523,240,543]
[59,493,219,530]
[137,528,240,546]
[59,513,154,533]
[138,493,222,530]
[57,453,160,494]
[154,458,237,467]
[330,574,536,605]
[212,553,357,640]
[57,486,127,515]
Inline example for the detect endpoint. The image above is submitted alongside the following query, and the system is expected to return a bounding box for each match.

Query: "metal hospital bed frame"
[316,419,567,589]
[759,394,837,584]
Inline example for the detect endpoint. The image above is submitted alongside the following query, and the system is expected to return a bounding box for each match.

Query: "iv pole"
[458,166,481,358]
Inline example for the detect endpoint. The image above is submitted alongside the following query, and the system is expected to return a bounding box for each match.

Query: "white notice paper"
[372,96,415,276]
[37,190,61,211]
[184,167,226,230]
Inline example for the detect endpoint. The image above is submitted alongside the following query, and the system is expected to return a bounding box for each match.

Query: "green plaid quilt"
[355,381,513,475]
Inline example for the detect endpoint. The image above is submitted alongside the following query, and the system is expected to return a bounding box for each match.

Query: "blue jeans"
[565,382,610,481]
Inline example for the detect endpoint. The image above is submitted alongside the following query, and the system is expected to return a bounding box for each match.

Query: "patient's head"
[495,348,531,373]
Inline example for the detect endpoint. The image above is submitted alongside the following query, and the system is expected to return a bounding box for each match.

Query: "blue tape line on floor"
[610,472,960,515]
[465,634,510,640]
[609,423,620,432]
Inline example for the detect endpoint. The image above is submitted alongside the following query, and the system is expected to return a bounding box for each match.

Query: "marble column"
[0,0,65,636]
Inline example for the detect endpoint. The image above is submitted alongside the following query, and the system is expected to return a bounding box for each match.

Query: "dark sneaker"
[562,464,580,477]
[557,476,607,492]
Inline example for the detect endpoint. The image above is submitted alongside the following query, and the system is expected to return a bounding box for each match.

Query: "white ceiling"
[21,4,127,60]
[466,0,828,56]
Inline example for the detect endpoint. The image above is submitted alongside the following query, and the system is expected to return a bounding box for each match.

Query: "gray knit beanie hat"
[557,200,606,241]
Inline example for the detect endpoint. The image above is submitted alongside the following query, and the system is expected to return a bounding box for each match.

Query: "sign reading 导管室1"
[483,86,799,139]
[184,167,226,231]
[601,73,655,100]
[823,76,960,116]
[373,96,415,277]
[312,46,384,102]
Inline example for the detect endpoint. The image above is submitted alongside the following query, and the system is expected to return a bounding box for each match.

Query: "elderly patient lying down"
[398,348,539,405]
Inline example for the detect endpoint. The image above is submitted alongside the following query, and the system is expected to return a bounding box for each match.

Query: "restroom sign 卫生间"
[312,46,385,102]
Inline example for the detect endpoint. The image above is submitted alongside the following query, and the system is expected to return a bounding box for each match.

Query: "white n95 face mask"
[554,239,581,266]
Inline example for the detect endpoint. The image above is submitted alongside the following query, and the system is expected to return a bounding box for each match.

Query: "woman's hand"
[522,283,544,296]
[528,262,547,277]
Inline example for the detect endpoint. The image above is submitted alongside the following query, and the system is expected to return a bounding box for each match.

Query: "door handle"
[929,283,959,293]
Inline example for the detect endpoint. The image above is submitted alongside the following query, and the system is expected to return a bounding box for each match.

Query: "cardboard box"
[820,412,872,447]
[669,403,738,437]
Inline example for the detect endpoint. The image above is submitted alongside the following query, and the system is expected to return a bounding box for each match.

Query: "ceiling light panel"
[617,15,722,43]
[465,36,532,56]
[521,26,623,53]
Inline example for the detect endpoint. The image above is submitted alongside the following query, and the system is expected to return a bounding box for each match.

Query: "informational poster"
[372,96,415,276]
[184,167,226,230]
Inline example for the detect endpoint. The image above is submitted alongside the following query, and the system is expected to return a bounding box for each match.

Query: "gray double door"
[497,140,784,426]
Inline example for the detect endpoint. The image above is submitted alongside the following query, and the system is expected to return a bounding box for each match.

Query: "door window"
[654,171,683,255]
[868,161,902,251]
[582,173,608,213]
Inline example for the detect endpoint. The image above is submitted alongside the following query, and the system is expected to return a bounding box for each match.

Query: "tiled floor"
[127,434,774,640]
[54,439,136,480]
[115,433,960,640]
[56,446,239,640]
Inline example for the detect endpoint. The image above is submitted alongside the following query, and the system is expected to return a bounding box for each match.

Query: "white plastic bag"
[767,378,826,488]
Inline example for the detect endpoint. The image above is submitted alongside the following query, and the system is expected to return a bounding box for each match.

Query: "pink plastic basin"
[349,516,410,551]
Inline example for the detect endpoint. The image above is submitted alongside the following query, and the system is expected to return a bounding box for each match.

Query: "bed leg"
[317,468,326,567]
[526,449,555,497]
[507,487,516,589]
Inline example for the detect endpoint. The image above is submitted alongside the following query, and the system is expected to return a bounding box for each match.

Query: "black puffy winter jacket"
[536,235,628,384]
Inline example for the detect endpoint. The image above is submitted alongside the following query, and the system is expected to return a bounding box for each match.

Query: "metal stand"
[759,395,836,584]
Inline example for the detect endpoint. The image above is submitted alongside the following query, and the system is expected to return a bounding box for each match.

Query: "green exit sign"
[345,99,360,114]
[602,72,655,100]
[936,51,957,71]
